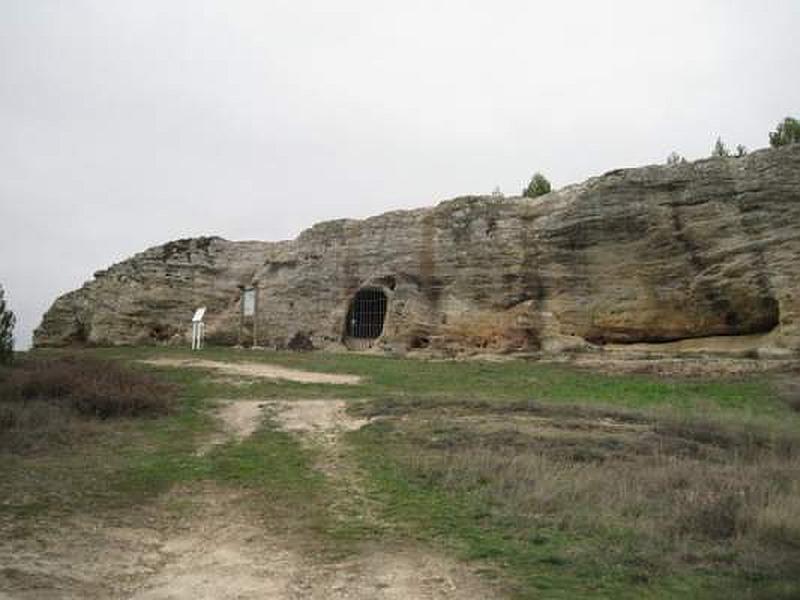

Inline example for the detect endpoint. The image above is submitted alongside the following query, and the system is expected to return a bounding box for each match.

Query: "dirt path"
[142,398,498,599]
[0,398,500,599]
[272,399,382,532]
[128,487,298,600]
[140,358,362,385]
[195,399,267,455]
[268,398,499,599]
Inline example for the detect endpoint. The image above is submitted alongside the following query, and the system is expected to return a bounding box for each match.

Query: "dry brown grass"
[394,408,800,579]
[780,380,800,413]
[0,355,176,452]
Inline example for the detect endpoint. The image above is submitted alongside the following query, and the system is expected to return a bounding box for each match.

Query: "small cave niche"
[409,335,430,349]
[69,318,90,344]
[149,323,176,343]
[345,288,388,339]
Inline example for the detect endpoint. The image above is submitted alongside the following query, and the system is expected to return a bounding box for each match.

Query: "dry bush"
[780,381,800,413]
[0,356,176,451]
[0,398,91,453]
[754,481,800,548]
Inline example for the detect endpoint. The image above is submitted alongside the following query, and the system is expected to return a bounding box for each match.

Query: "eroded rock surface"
[35,146,800,356]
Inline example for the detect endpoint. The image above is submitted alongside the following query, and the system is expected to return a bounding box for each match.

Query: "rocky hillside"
[35,145,800,357]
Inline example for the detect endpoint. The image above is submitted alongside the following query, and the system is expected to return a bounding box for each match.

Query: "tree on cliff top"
[523,173,551,198]
[769,116,800,148]
[711,137,730,158]
[0,284,15,365]
[666,152,685,165]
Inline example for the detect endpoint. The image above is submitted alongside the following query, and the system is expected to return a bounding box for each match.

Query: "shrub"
[780,380,800,413]
[287,331,314,351]
[673,486,744,540]
[712,137,730,158]
[769,117,800,148]
[666,152,685,165]
[0,284,15,365]
[522,172,551,198]
[1,355,176,421]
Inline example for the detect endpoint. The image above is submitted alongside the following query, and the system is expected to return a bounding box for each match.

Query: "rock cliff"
[35,145,800,357]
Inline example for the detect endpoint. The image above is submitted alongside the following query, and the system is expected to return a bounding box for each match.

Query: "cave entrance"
[345,288,387,340]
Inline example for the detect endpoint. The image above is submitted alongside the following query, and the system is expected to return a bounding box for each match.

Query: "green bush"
[522,172,551,198]
[769,117,800,148]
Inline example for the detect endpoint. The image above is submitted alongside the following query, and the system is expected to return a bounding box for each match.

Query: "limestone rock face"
[35,145,800,356]
[34,237,273,346]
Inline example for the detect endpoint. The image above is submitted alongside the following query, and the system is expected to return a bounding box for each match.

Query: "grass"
[0,355,177,455]
[3,345,799,598]
[112,414,325,528]
[0,354,176,413]
[0,352,324,532]
[348,391,800,598]
[342,370,800,598]
[84,345,792,422]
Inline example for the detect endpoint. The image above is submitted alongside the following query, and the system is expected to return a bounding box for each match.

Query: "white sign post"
[191,307,206,350]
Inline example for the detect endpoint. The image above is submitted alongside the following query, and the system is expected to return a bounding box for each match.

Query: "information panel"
[242,289,256,317]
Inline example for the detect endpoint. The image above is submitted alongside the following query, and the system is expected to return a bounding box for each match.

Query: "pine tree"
[0,284,15,365]
[523,172,552,198]
[712,137,730,158]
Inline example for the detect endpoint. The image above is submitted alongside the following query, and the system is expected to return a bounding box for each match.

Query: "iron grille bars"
[345,288,387,339]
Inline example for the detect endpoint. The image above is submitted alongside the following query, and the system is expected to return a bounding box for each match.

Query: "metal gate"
[345,288,387,339]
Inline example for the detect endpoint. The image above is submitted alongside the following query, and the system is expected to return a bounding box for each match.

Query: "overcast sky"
[1,1,799,348]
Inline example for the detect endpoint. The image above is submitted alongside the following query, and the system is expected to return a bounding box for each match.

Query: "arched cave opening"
[345,288,387,339]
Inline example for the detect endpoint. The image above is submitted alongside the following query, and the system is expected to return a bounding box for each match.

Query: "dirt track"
[140,358,363,385]
[0,398,498,599]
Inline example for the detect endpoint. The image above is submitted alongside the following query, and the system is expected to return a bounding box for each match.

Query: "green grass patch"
[350,420,800,599]
[83,346,796,425]
[0,351,325,529]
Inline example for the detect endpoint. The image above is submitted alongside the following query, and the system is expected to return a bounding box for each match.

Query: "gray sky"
[2,1,799,348]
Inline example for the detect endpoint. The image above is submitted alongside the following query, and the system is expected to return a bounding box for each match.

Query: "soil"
[195,399,267,455]
[273,399,369,441]
[140,358,363,385]
[0,398,498,599]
